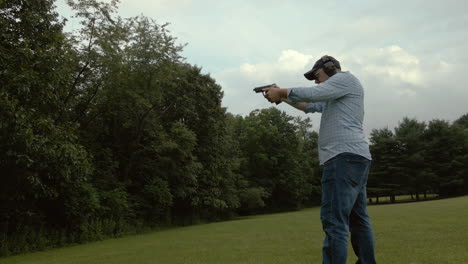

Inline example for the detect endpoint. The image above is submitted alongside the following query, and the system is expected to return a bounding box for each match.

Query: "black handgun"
[253,83,282,105]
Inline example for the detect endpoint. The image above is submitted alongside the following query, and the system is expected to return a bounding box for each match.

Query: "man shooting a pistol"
[261,55,377,264]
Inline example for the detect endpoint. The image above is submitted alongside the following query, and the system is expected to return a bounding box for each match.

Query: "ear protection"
[321,55,338,77]
[304,55,341,80]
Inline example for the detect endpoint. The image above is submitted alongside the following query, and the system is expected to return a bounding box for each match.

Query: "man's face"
[314,68,329,84]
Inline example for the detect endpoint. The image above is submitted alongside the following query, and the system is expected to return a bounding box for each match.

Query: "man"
[263,55,377,264]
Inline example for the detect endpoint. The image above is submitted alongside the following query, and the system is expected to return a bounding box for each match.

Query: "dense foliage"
[0,0,467,256]
[0,0,321,255]
[368,115,468,202]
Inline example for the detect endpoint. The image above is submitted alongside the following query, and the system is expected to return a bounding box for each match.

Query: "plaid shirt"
[287,71,371,165]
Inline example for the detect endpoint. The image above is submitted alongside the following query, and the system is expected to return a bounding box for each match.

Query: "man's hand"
[263,84,287,103]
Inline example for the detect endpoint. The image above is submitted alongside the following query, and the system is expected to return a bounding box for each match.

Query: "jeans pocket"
[321,157,337,184]
[345,158,368,187]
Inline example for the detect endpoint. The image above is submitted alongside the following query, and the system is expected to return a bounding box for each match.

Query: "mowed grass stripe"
[1,196,467,264]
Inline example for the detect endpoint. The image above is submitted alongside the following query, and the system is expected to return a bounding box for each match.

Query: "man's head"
[304,55,341,84]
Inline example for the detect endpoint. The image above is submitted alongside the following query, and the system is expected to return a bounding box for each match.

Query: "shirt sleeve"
[287,72,352,103]
[304,102,326,113]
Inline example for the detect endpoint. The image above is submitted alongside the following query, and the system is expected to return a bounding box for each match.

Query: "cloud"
[216,46,428,110]
[120,0,193,15]
[343,16,398,37]
[234,50,315,83]
[214,46,467,135]
[348,45,423,87]
[213,50,319,129]
[277,50,314,72]
[55,0,468,135]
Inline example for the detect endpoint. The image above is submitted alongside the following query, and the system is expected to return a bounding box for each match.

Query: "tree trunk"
[0,218,8,254]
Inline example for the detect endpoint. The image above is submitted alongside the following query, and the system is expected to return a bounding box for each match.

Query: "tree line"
[0,0,467,257]
[0,0,322,255]
[368,116,468,202]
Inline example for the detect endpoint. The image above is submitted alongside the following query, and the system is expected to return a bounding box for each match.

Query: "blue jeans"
[320,152,377,264]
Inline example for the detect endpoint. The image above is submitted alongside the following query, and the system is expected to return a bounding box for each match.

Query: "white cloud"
[357,45,423,87]
[277,50,314,72]
[439,61,455,73]
[120,0,193,14]
[220,50,315,85]
[396,89,417,97]
[214,45,468,135]
[344,16,397,36]
[55,0,468,134]
[213,49,320,128]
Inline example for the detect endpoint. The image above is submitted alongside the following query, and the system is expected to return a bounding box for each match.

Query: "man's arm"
[288,73,352,103]
[282,99,325,113]
[281,99,307,111]
[263,74,352,104]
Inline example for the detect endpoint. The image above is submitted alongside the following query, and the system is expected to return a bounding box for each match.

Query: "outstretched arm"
[282,99,325,113]
[282,99,308,111]
[264,73,352,104]
[263,86,325,113]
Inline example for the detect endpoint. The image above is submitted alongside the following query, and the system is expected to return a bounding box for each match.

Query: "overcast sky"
[57,0,468,135]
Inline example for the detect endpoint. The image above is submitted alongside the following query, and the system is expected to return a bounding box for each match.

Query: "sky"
[56,0,468,136]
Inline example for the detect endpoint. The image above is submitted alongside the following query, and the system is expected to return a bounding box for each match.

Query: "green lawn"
[1,196,468,264]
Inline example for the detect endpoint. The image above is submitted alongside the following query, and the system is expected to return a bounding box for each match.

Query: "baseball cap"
[304,55,341,80]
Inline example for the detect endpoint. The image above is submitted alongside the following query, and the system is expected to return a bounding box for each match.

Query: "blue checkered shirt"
[287,71,371,165]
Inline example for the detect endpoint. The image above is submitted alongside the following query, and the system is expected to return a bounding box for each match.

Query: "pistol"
[253,83,282,105]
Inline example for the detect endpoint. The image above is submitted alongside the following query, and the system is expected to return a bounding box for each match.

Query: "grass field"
[1,196,467,264]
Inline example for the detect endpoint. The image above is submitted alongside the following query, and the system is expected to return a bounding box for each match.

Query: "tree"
[0,0,98,254]
[454,113,468,129]
[393,117,428,200]
[236,108,320,211]
[369,128,402,202]
[424,119,468,196]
